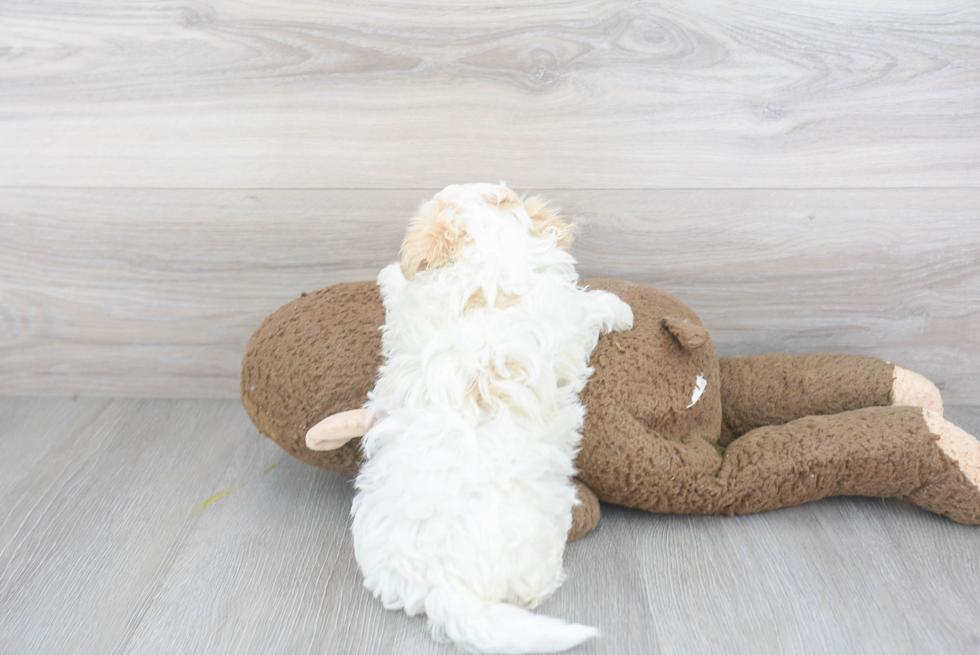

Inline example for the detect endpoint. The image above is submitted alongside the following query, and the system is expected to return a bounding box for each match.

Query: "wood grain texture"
[1,398,980,653]
[2,188,977,402]
[0,397,255,653]
[1,0,978,188]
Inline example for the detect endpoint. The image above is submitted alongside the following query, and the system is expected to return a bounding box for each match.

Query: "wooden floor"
[2,396,979,654]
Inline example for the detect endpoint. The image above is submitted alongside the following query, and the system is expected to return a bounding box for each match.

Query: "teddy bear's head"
[241,278,725,506]
[241,281,383,476]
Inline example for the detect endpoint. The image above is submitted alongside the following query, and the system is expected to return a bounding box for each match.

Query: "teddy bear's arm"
[717,354,941,443]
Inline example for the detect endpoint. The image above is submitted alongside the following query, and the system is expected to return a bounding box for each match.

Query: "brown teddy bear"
[241,279,980,541]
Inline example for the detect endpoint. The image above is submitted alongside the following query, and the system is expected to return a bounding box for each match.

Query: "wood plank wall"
[1,1,978,401]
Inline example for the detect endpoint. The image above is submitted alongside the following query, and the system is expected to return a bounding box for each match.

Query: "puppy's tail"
[424,587,598,654]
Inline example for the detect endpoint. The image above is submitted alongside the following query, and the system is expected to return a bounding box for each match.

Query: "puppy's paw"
[610,298,634,332]
[609,294,633,332]
[590,290,633,333]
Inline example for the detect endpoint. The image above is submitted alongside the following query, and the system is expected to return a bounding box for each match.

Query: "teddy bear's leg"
[718,354,942,445]
[907,411,980,523]
[715,406,980,524]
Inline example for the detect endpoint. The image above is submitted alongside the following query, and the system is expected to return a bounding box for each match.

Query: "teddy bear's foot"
[906,410,980,525]
[569,481,601,542]
[892,366,943,415]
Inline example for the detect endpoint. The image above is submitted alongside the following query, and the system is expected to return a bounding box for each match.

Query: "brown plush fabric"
[906,437,980,525]
[718,354,894,445]
[717,406,977,520]
[569,481,601,542]
[241,279,980,531]
[241,282,383,476]
[575,279,724,511]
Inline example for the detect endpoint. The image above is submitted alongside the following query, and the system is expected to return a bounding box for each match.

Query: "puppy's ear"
[522,196,575,251]
[483,186,522,209]
[400,198,468,278]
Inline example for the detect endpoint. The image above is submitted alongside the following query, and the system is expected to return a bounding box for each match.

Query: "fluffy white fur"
[351,183,634,654]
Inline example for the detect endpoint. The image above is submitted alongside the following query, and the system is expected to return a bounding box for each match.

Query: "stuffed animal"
[241,279,980,540]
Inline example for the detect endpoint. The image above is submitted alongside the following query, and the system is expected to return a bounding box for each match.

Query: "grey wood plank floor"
[2,397,979,654]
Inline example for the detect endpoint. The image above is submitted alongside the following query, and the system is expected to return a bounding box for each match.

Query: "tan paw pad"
[924,410,980,489]
[893,366,943,414]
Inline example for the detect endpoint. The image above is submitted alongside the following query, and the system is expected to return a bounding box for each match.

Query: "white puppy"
[351,183,633,654]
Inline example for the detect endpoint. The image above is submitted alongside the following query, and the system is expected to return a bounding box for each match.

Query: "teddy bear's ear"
[400,197,468,278]
[305,409,371,451]
[661,316,710,351]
